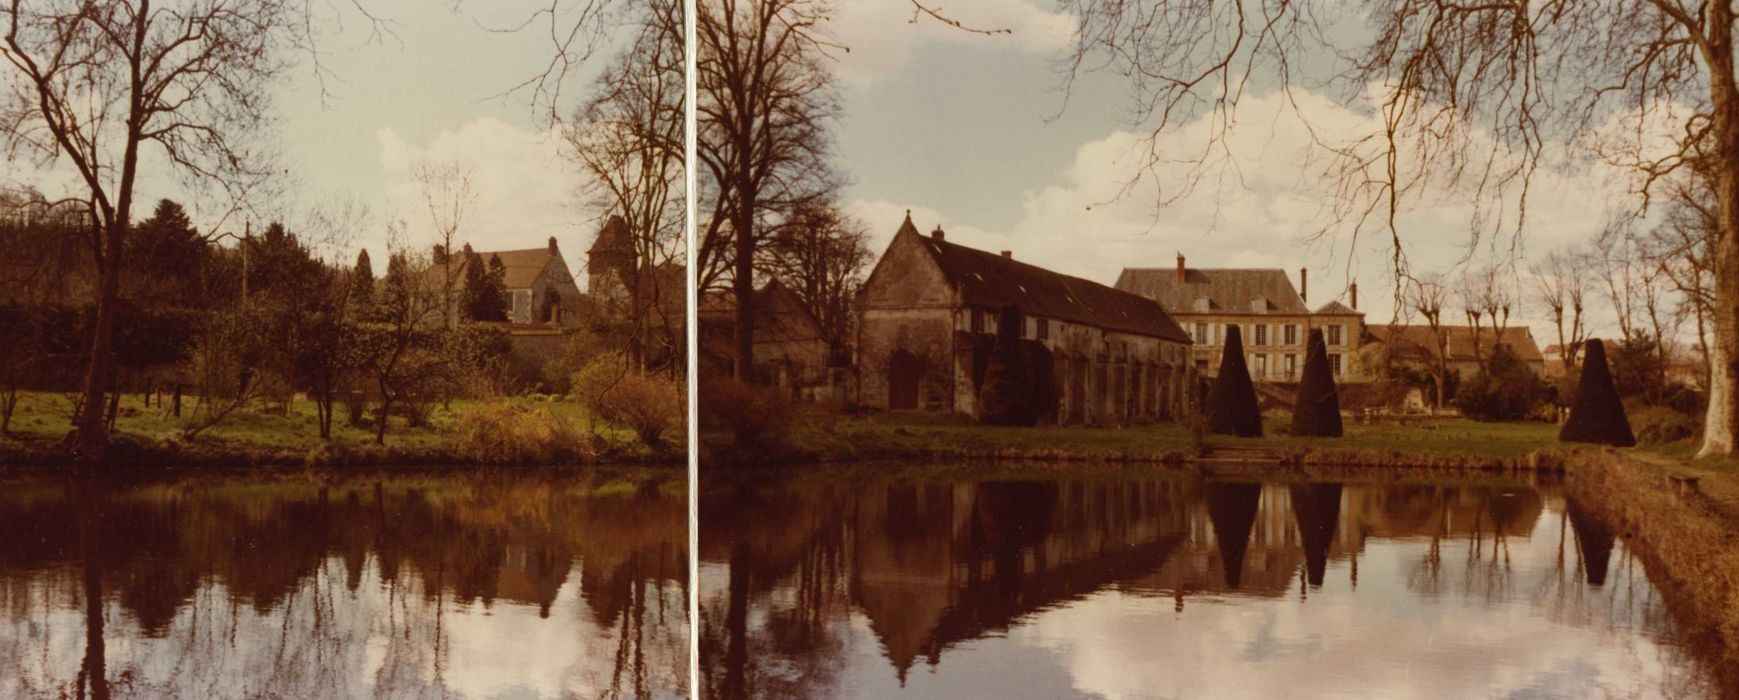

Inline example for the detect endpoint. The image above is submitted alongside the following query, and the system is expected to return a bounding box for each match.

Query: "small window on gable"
[1037,318,1050,340]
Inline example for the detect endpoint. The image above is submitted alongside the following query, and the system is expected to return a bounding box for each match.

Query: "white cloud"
[829,0,1074,88]
[376,117,591,263]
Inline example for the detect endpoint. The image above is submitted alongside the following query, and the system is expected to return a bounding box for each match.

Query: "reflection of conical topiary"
[1204,482,1262,589]
[1290,483,1343,587]
[1559,339,1635,447]
[1290,328,1343,437]
[1207,325,1263,436]
[1565,499,1615,586]
[978,307,1036,426]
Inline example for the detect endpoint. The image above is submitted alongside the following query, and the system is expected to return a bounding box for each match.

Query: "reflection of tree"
[1203,482,1262,588]
[1289,483,1343,587]
[0,473,688,698]
[1566,498,1616,587]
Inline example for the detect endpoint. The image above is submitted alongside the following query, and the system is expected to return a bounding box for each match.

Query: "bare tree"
[1404,275,1452,413]
[1061,1,1739,456]
[414,161,476,329]
[0,0,381,458]
[695,0,842,380]
[1642,166,1721,387]
[763,199,871,360]
[1531,247,1591,374]
[568,0,685,373]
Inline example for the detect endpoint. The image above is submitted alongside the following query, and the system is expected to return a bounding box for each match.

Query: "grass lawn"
[717,410,1566,464]
[1,390,658,463]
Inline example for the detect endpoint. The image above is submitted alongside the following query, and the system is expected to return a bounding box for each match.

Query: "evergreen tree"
[1206,324,1262,436]
[351,249,375,308]
[461,252,508,322]
[977,306,1035,426]
[488,255,509,318]
[1291,328,1343,437]
[1560,338,1636,446]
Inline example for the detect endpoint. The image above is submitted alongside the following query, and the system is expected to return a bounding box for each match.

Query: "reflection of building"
[1116,259,1369,381]
[857,215,1196,424]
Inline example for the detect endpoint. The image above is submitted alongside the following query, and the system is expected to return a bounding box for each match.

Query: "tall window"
[1254,353,1268,378]
[1330,353,1343,376]
[1284,353,1297,378]
[1254,324,1268,346]
[1194,322,1209,345]
[1037,317,1050,340]
[971,309,986,334]
[1284,324,1298,345]
[1326,324,1344,346]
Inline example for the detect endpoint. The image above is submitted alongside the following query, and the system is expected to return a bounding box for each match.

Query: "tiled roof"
[587,215,633,255]
[1115,267,1311,315]
[421,248,555,291]
[1377,324,1545,363]
[1313,300,1362,316]
[903,222,1191,343]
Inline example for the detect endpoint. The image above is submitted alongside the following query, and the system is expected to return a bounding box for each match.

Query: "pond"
[0,470,689,699]
[698,471,1719,699]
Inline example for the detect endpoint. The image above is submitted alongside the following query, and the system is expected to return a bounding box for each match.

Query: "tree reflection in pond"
[699,473,1718,699]
[0,472,688,699]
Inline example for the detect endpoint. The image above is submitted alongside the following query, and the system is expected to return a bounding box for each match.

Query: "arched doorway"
[888,350,923,410]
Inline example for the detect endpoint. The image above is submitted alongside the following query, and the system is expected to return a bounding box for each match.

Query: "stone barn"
[857,215,1196,424]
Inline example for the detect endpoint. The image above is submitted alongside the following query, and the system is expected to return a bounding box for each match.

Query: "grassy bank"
[0,390,681,468]
[705,411,1566,468]
[1564,449,1739,691]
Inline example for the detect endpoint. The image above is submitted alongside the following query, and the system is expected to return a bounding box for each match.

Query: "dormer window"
[1192,297,1211,313]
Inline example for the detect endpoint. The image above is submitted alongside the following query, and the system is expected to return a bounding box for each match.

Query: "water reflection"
[699,472,1716,699]
[0,472,688,699]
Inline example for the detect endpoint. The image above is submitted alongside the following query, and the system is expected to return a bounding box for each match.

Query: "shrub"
[699,374,794,449]
[597,372,684,449]
[1627,403,1698,446]
[1290,328,1343,437]
[1454,343,1546,422]
[1560,338,1636,447]
[978,307,1036,426]
[1206,325,1261,436]
[453,403,593,463]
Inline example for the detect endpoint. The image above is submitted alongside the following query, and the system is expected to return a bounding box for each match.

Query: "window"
[1330,353,1343,376]
[1254,324,1268,346]
[1254,353,1268,378]
[1037,317,1050,340]
[1284,324,1298,345]
[971,309,986,334]
[1193,322,1209,345]
[510,290,531,319]
[1284,353,1297,378]
[1326,324,1344,346]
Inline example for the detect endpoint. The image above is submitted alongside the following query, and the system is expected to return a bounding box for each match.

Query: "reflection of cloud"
[830,0,1073,89]
[846,88,1649,340]
[377,118,589,256]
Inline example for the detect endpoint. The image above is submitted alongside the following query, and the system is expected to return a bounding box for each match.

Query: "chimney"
[1001,250,1012,258]
[931,226,945,242]
[548,236,559,254]
[1349,281,1358,310]
[1175,253,1186,284]
[1300,267,1308,303]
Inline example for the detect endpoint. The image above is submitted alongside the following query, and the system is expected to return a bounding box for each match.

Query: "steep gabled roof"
[1116,267,1311,315]
[900,224,1190,343]
[587,215,633,256]
[1377,324,1545,364]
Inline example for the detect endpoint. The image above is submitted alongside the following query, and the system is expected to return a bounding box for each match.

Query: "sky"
[5,1,608,284]
[820,0,1662,348]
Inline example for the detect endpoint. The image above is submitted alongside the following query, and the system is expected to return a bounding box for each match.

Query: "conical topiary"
[978,306,1036,426]
[1291,328,1343,437]
[1206,324,1262,436]
[1559,338,1635,447]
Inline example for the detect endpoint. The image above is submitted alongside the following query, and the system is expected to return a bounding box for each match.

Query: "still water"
[699,472,1718,699]
[0,471,688,699]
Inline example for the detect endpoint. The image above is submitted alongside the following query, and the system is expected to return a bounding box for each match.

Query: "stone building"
[699,280,839,399]
[1116,257,1369,381]
[1373,324,1547,377]
[857,215,1195,424]
[431,238,584,326]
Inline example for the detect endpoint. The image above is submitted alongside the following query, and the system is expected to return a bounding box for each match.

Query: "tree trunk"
[74,225,123,459]
[731,184,757,382]
[1700,13,1738,459]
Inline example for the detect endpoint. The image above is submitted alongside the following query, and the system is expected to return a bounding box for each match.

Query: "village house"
[586,214,686,369]
[1115,258,1369,382]
[1373,324,1547,379]
[856,215,1196,424]
[427,237,584,327]
[699,280,840,400]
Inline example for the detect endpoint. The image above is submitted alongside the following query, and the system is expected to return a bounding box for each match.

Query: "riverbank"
[704,412,1566,469]
[1564,448,1739,692]
[0,391,683,469]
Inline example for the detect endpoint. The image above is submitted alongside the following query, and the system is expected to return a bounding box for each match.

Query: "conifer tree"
[1206,325,1262,436]
[1559,338,1636,447]
[1291,328,1343,437]
[351,249,375,308]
